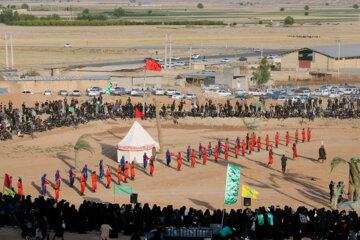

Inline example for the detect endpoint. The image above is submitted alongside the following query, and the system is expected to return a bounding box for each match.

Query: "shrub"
[284,16,294,25]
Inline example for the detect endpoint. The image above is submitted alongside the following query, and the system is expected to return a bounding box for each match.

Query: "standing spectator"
[100,223,112,240]
[281,154,287,174]
[329,181,334,203]
[318,144,326,163]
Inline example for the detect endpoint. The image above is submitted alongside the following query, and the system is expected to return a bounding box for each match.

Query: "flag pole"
[143,69,147,116]
[221,204,225,227]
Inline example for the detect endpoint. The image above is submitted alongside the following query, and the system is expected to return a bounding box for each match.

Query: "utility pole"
[4,33,9,69]
[10,33,14,69]
[189,45,192,70]
[336,39,341,81]
[155,98,163,154]
[164,34,168,70]
[169,34,172,69]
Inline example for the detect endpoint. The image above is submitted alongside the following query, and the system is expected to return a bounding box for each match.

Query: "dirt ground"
[1,91,359,211]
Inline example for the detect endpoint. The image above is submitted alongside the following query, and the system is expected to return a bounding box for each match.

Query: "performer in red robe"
[267,146,273,167]
[235,143,239,158]
[252,133,256,146]
[191,150,196,167]
[106,167,111,188]
[203,148,207,165]
[275,132,279,148]
[80,174,86,196]
[17,178,23,197]
[130,161,135,180]
[295,130,299,143]
[292,143,298,159]
[225,147,229,160]
[257,137,261,152]
[302,128,306,143]
[248,141,253,154]
[214,147,219,162]
[117,165,122,184]
[307,128,311,142]
[124,162,129,182]
[177,153,182,170]
[54,180,59,200]
[286,131,290,146]
[265,135,269,151]
[150,159,154,175]
[242,140,246,156]
[92,171,97,192]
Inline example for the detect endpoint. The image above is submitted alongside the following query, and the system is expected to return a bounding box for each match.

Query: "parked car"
[267,91,283,99]
[254,49,261,52]
[155,57,164,62]
[88,89,99,96]
[321,89,330,97]
[144,57,154,62]
[87,87,105,94]
[238,56,247,61]
[175,61,185,66]
[64,43,72,48]
[221,58,230,63]
[311,89,322,96]
[191,54,200,59]
[112,87,127,96]
[329,91,340,98]
[233,94,252,100]
[21,90,34,94]
[172,92,184,99]
[130,88,144,96]
[277,96,288,101]
[59,90,68,96]
[236,89,248,95]
[153,88,166,95]
[72,90,82,96]
[171,56,180,60]
[259,95,271,101]
[216,90,232,97]
[249,89,266,96]
[44,90,52,96]
[185,93,197,100]
[166,88,177,96]
[284,88,296,96]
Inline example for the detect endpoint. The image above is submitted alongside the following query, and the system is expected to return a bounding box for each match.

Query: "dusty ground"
[1,92,359,211]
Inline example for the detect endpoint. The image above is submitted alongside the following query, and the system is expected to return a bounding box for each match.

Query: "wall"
[280,52,299,71]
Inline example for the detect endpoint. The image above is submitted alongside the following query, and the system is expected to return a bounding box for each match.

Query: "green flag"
[224,164,241,205]
[114,185,132,195]
[3,186,15,197]
[106,82,112,95]
[68,107,75,113]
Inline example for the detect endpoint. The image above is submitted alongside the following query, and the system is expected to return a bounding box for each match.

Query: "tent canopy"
[116,121,158,151]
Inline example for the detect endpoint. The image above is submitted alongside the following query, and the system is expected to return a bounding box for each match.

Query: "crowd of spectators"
[0,193,359,239]
[0,95,359,141]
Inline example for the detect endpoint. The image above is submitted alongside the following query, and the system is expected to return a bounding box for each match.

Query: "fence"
[164,227,213,239]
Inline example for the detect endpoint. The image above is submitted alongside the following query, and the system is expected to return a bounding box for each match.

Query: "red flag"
[146,59,162,72]
[44,180,49,185]
[146,156,150,160]
[220,143,225,147]
[3,174,12,189]
[201,146,206,150]
[135,108,144,118]
[72,172,76,177]
[170,152,175,157]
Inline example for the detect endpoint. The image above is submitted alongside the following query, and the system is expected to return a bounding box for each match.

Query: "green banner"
[224,164,241,205]
[114,185,132,195]
[68,107,75,113]
[106,82,112,95]
[3,186,15,198]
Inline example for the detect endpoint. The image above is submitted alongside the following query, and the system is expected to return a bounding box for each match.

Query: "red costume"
[191,151,196,167]
[17,181,23,197]
[275,133,279,148]
[286,133,290,146]
[292,145,297,159]
[117,167,122,184]
[268,149,273,165]
[225,148,229,160]
[203,149,207,164]
[92,173,97,192]
[214,147,218,161]
[80,175,85,195]
[150,160,154,175]
[124,164,129,181]
[177,154,182,170]
[130,163,135,179]
[249,141,253,154]
[307,128,311,141]
[265,136,269,150]
[242,141,246,155]
[302,129,306,142]
[252,133,256,146]
[295,130,299,143]
[54,182,59,200]
[257,137,261,151]
[235,144,239,158]
[106,169,111,187]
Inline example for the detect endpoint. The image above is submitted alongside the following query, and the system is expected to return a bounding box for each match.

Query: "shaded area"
[188,198,215,211]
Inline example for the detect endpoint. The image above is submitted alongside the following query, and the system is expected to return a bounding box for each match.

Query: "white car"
[44,90,52,96]
[249,89,266,96]
[171,56,180,60]
[87,87,105,94]
[236,89,248,95]
[221,58,231,63]
[175,61,185,66]
[21,90,34,94]
[72,90,82,96]
[186,93,197,100]
[155,57,163,62]
[130,88,144,96]
[277,96,288,101]
[64,43,72,48]
[329,91,340,98]
[216,90,232,97]
[153,88,165,95]
[191,54,200,59]
[88,89,99,96]
[172,92,184,99]
[254,49,261,52]
[166,88,177,96]
[59,90,68,96]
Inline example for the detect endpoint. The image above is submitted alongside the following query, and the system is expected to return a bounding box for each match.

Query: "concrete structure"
[181,71,215,86]
[215,67,249,90]
[281,44,360,75]
[0,75,162,93]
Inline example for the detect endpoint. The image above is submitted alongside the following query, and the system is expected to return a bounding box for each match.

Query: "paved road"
[67,49,287,68]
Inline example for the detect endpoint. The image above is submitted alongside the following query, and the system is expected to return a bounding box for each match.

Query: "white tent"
[116,121,159,164]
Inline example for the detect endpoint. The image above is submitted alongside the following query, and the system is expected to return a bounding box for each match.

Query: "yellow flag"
[242,184,259,199]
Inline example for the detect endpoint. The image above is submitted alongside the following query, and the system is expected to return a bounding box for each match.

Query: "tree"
[21,3,29,10]
[258,20,263,24]
[325,3,329,6]
[113,7,125,17]
[331,157,360,201]
[72,134,95,170]
[304,5,309,11]
[197,3,204,9]
[280,7,285,11]
[148,10,152,15]
[304,11,309,16]
[82,8,89,14]
[353,4,359,9]
[10,5,16,9]
[284,16,294,25]
[254,57,271,85]
[25,70,40,76]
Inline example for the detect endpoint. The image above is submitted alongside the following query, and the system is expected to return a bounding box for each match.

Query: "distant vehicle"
[236,89,248,95]
[72,90,82,96]
[185,93,197,100]
[254,49,261,52]
[166,88,177,96]
[259,95,271,101]
[64,43,72,48]
[221,58,230,63]
[321,89,330,97]
[171,56,180,60]
[191,54,200,59]
[153,88,165,95]
[175,61,185,66]
[44,90,52,96]
[21,90,34,94]
[88,89,99,96]
[249,89,266,96]
[112,87,127,96]
[233,94,252,100]
[59,90,68,96]
[277,96,288,101]
[172,92,184,99]
[87,87,105,94]
[130,88,144,96]
[144,57,154,62]
[238,56,247,61]
[216,89,232,97]
[329,91,340,98]
[154,57,164,62]
[267,91,283,99]
[284,89,296,96]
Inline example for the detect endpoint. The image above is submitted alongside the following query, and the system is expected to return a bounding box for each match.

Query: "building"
[281,44,360,76]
